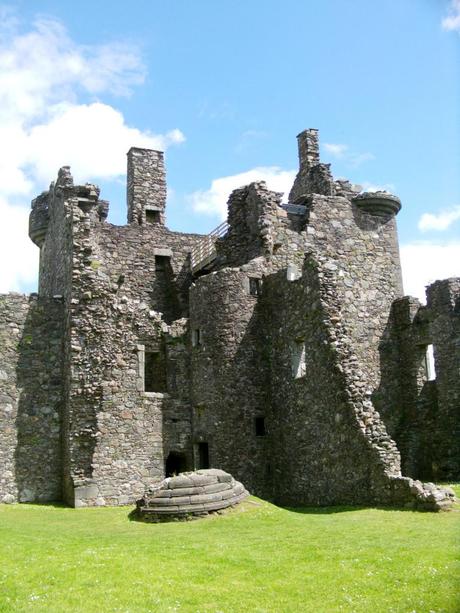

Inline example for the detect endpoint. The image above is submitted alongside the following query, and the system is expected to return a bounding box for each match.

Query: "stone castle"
[0,129,458,509]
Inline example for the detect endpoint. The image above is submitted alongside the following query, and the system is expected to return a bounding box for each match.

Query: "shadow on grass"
[128,508,141,522]
[281,504,422,515]
[17,501,69,509]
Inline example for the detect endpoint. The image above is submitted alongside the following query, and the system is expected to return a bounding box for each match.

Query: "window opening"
[145,209,160,224]
[192,328,201,347]
[291,342,306,378]
[255,416,266,437]
[144,351,167,392]
[424,344,436,381]
[155,255,170,271]
[198,442,210,469]
[249,277,262,296]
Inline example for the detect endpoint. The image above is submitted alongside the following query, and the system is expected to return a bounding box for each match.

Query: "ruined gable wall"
[426,278,460,480]
[377,279,460,482]
[378,297,438,479]
[0,294,63,503]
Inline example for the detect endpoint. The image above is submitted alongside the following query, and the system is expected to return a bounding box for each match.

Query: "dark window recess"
[192,328,201,347]
[255,416,266,437]
[198,442,210,469]
[144,351,167,393]
[155,255,170,271]
[249,277,262,296]
[145,209,161,224]
[168,360,177,392]
[165,451,187,477]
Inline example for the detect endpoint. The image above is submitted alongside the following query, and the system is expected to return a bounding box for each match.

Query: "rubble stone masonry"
[0,130,457,509]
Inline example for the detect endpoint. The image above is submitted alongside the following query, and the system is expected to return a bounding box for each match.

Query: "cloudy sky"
[1,0,459,301]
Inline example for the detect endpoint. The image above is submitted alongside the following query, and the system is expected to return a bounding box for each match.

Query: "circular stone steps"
[136,469,249,521]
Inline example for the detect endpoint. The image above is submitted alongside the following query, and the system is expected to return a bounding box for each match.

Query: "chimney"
[296,129,320,171]
[127,148,167,225]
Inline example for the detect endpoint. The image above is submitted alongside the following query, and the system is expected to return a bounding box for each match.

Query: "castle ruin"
[0,129,458,508]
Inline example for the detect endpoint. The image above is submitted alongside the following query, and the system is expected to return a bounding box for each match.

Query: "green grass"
[1,489,459,613]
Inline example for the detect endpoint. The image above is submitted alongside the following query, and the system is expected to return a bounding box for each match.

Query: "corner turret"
[352,191,401,218]
[29,192,50,248]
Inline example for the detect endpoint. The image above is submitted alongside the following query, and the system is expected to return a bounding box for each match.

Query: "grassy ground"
[0,488,459,613]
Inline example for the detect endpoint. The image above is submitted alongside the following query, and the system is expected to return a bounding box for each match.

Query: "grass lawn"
[0,488,459,613]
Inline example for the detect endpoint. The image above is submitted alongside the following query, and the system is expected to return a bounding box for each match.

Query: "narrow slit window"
[249,277,262,296]
[424,344,436,381]
[291,342,306,379]
[192,328,201,347]
[144,351,167,393]
[255,416,266,437]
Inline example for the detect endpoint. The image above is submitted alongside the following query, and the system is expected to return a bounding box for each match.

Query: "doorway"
[165,451,187,477]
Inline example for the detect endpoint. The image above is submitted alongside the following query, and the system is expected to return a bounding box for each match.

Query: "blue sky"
[0,0,459,300]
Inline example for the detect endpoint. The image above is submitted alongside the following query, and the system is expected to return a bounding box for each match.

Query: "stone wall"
[0,294,63,503]
[216,159,404,427]
[375,279,460,482]
[217,182,282,268]
[377,297,436,478]
[189,268,271,498]
[426,278,460,480]
[53,174,204,506]
[263,259,405,506]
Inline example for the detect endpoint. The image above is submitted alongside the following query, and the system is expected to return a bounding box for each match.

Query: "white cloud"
[0,14,184,292]
[400,242,460,302]
[324,143,348,158]
[0,15,145,124]
[442,0,460,31]
[360,181,396,194]
[323,143,374,168]
[418,205,460,232]
[189,167,296,220]
[0,198,38,293]
[26,102,184,185]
